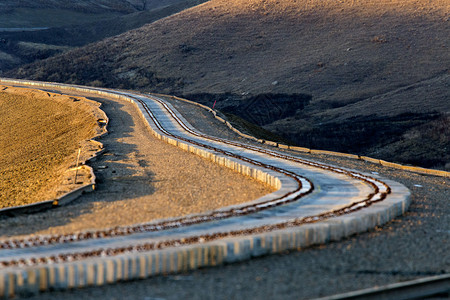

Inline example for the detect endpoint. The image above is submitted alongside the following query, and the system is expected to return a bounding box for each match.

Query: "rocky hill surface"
[6,0,450,169]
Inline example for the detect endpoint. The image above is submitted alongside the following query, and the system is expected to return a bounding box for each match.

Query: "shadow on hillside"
[183,92,312,126]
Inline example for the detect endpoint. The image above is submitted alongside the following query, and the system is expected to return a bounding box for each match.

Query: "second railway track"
[0,79,411,298]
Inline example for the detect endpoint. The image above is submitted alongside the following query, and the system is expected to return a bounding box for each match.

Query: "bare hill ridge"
[0,0,207,71]
[7,0,450,169]
[0,0,181,14]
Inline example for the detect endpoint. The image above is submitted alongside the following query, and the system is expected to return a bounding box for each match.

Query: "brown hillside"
[7,0,450,168]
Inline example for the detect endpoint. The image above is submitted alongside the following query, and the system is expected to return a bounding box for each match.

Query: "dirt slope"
[6,0,450,168]
[0,86,100,208]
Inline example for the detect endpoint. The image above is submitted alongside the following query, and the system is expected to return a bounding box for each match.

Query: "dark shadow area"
[180,92,449,170]
[273,112,449,169]
[183,92,312,126]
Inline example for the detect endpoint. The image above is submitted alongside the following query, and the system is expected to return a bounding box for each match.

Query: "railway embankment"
[0,79,420,299]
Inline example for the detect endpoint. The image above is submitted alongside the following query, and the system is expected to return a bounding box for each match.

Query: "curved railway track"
[0,79,410,297]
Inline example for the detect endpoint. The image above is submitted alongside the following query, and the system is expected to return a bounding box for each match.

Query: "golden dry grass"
[0,86,98,208]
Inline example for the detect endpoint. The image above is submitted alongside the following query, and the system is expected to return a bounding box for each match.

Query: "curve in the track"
[0,80,400,270]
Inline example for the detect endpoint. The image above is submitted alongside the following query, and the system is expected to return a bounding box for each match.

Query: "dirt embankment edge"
[0,84,108,216]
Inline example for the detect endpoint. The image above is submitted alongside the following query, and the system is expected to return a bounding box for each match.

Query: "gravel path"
[0,92,272,238]
[16,95,450,299]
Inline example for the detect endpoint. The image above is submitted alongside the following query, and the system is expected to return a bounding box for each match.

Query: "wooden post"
[74,148,81,184]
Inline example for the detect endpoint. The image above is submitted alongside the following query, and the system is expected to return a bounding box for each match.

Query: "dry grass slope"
[0,86,98,208]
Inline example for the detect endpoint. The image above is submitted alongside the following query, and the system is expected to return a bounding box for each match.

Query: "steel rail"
[0,86,385,250]
[0,92,313,250]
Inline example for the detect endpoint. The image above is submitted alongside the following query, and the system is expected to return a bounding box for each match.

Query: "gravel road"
[0,91,272,238]
[20,95,450,299]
